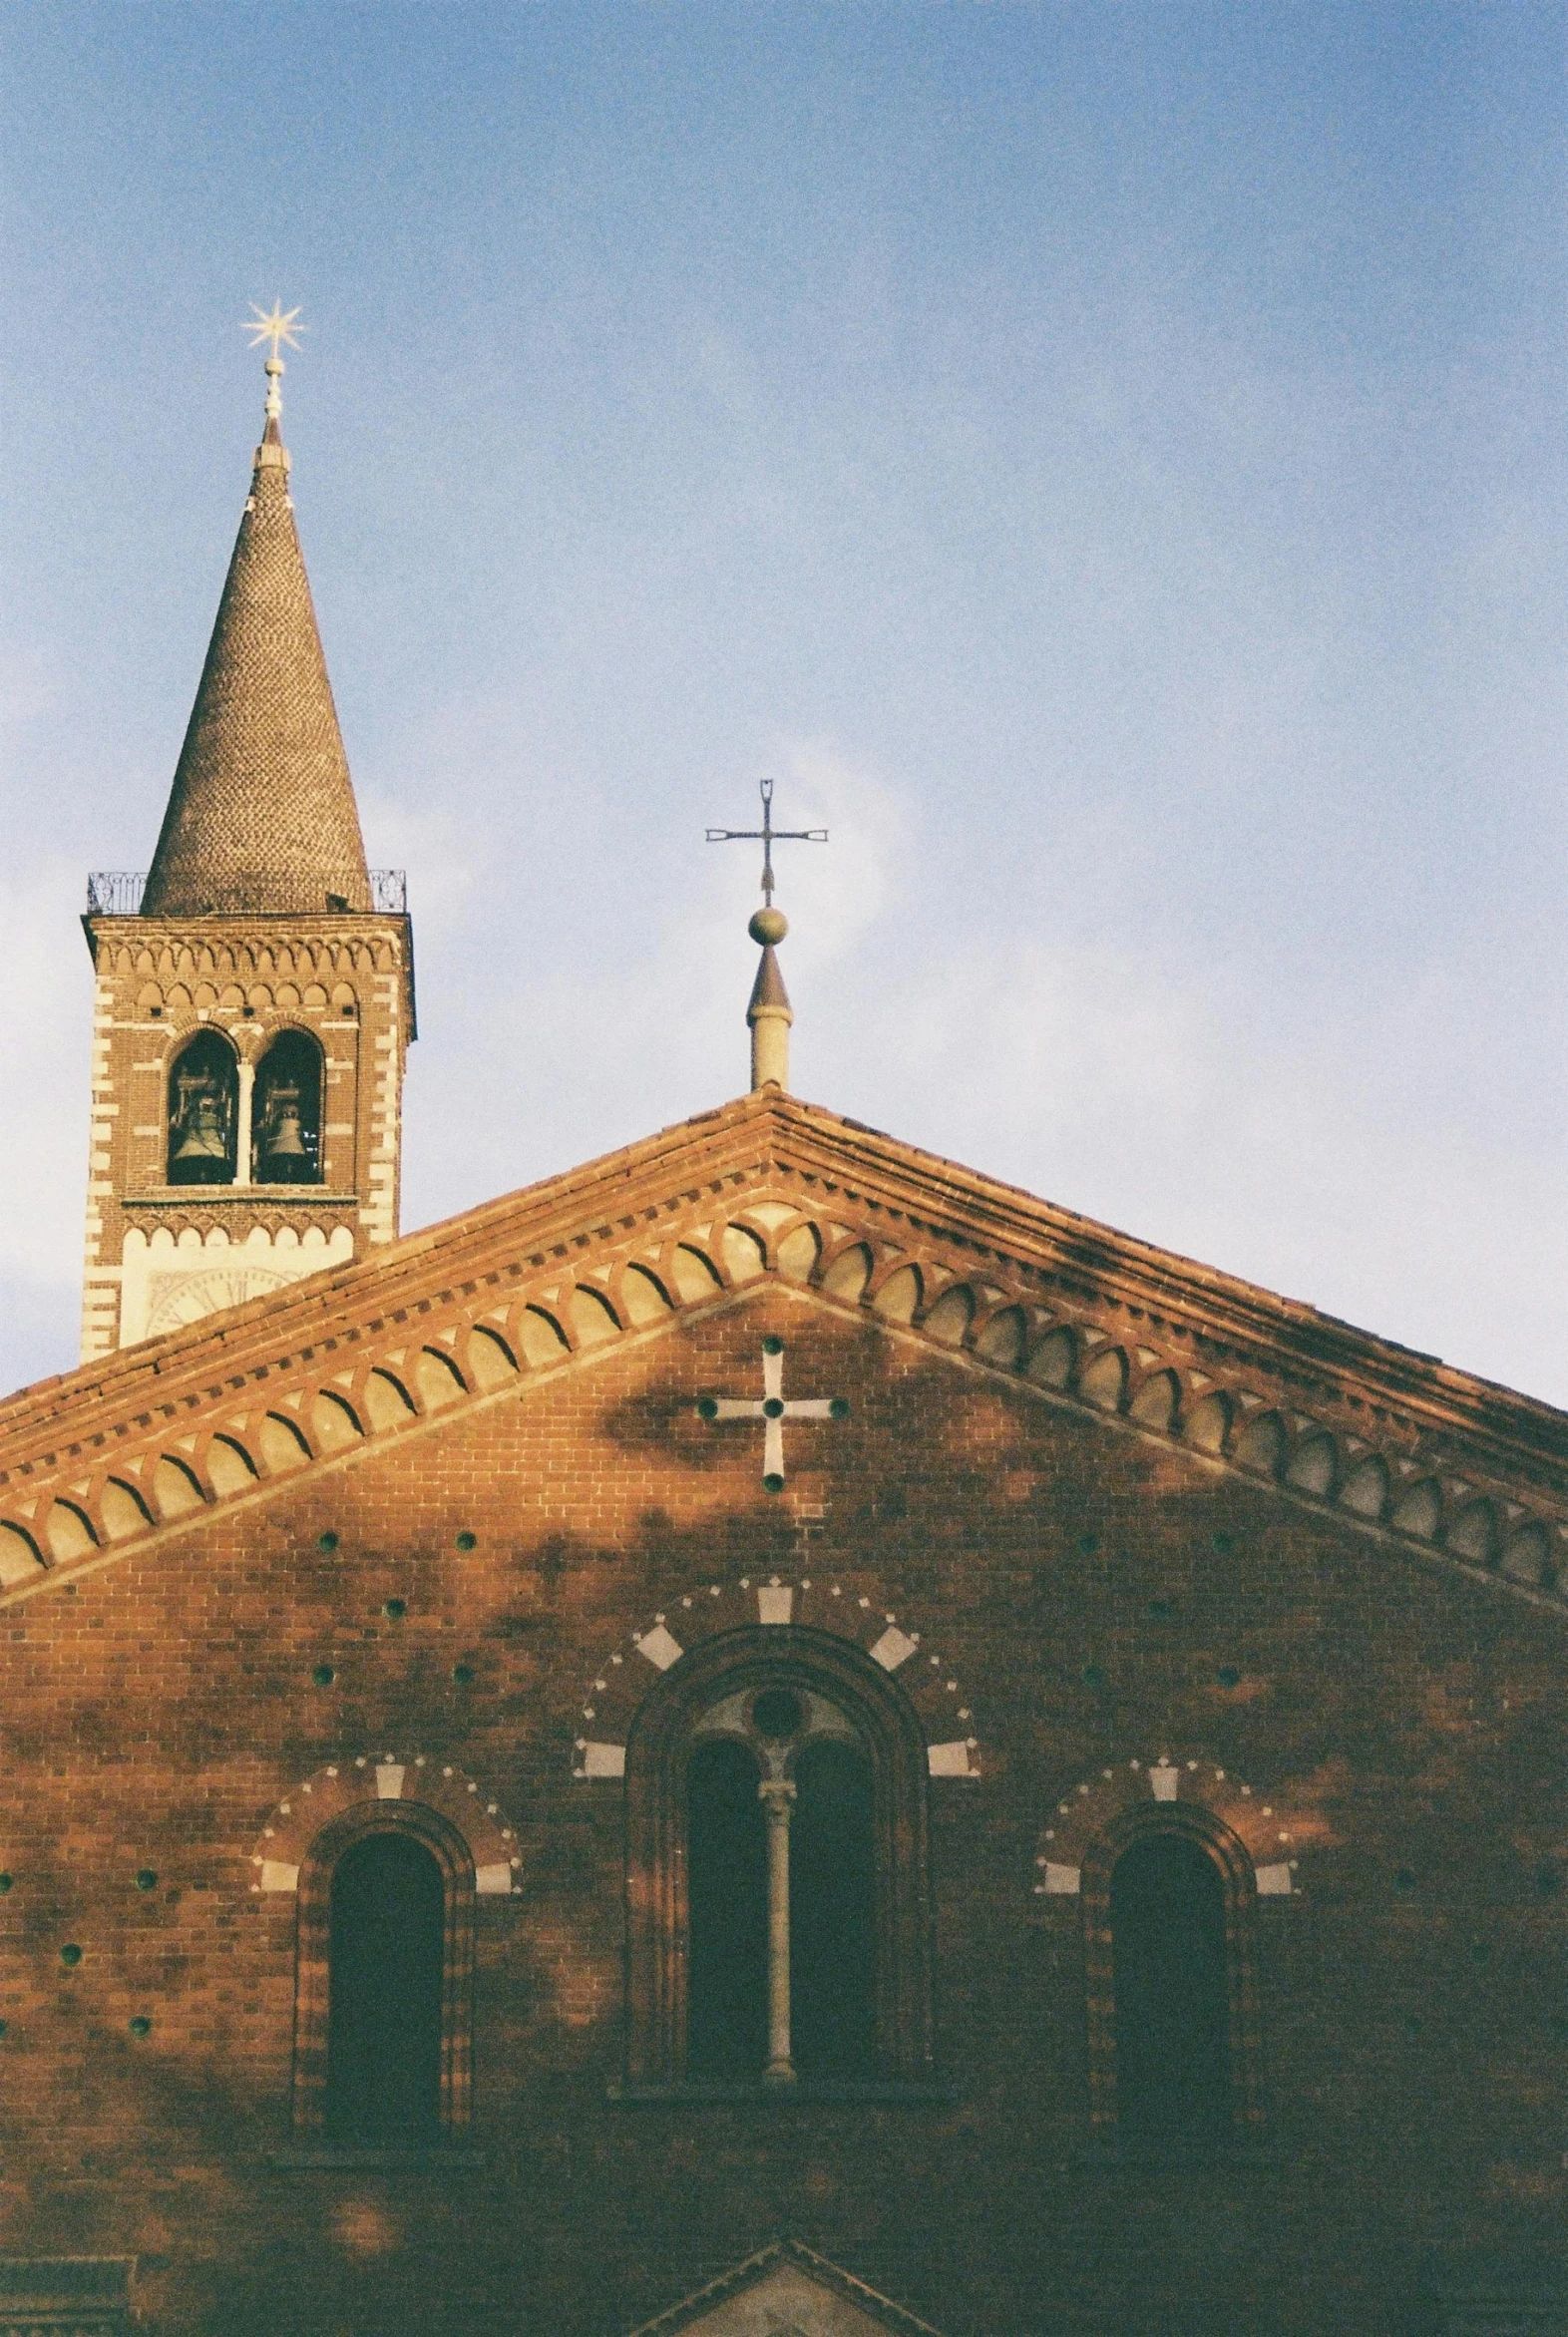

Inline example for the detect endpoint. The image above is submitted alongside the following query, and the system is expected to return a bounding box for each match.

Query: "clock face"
[142,1262,306,1339]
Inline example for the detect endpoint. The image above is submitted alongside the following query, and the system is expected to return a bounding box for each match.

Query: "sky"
[0,3,1563,1405]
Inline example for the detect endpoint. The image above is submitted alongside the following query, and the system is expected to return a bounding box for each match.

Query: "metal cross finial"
[706,778,827,906]
[242,301,305,362]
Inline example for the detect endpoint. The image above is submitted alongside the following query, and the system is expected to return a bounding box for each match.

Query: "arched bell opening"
[252,1026,324,1185]
[167,1027,239,1186]
[627,1627,933,2090]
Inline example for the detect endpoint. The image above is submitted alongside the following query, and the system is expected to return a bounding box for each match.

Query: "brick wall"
[0,1289,1563,2334]
[76,911,412,1361]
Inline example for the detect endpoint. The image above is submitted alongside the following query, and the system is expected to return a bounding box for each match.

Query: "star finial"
[242,301,305,361]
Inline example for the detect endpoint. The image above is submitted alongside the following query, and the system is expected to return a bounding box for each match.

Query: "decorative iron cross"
[706,777,827,906]
[697,1336,848,1491]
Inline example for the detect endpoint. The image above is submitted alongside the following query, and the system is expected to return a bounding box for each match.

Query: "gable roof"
[0,1090,1562,1608]
[621,2237,949,2336]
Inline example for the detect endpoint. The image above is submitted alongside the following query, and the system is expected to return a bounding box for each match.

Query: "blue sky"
[1,3,1563,1401]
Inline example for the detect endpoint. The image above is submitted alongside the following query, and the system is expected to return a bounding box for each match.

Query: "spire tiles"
[141,307,370,919]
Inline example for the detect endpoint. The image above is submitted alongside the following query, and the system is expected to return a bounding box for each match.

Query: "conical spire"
[142,328,370,917]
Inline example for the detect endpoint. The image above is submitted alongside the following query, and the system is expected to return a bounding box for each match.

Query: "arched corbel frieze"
[0,1195,1560,1628]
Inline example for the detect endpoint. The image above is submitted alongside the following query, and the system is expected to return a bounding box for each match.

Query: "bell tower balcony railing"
[86,871,408,917]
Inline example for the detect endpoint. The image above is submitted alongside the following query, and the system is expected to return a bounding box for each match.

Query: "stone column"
[234,1057,255,1188]
[758,1776,797,2085]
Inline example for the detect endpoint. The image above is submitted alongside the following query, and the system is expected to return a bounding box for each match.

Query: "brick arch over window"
[1081,1801,1267,2142]
[624,1625,935,2089]
[249,1753,519,1896]
[291,1799,477,2138]
[1030,1753,1319,1901]
[570,1567,982,1782]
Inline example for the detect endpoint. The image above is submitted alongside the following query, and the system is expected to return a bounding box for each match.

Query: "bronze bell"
[173,1082,227,1160]
[261,1086,306,1161]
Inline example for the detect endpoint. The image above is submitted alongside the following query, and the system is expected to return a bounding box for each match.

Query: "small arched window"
[326,1832,445,2142]
[252,1027,323,1185]
[1083,1810,1266,2146]
[167,1028,238,1185]
[291,1807,476,2143]
[1110,1833,1230,2142]
[626,1630,932,2092]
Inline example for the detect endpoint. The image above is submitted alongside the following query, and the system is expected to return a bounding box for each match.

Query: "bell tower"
[78,313,415,1358]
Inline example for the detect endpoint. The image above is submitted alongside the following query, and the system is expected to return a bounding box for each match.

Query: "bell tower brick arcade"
[78,341,414,1359]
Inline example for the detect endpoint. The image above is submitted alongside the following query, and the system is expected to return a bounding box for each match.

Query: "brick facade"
[2,1095,1565,2334]
[77,906,413,1361]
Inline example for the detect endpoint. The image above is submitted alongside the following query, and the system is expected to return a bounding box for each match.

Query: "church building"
[0,341,1565,2337]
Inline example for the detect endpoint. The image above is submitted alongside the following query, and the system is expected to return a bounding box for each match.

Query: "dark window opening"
[790,1739,877,2079]
[253,1027,324,1185]
[686,1726,878,2084]
[326,1830,444,2143]
[686,1740,767,2077]
[1110,1831,1232,2142]
[628,1630,936,2092]
[167,1029,238,1186]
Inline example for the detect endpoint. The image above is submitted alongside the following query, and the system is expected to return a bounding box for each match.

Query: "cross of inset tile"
[697,1336,848,1492]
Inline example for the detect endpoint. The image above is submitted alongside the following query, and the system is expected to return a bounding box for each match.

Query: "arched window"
[326,1832,444,2142]
[166,1028,237,1186]
[1082,1810,1266,2145]
[683,1700,879,2085]
[252,1027,323,1185]
[291,1806,476,2143]
[790,1738,877,2080]
[626,1629,932,2092]
[1110,1833,1230,2142]
[686,1740,767,2079]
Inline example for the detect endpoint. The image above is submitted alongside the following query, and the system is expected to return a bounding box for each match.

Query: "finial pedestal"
[747,909,793,1092]
[708,783,823,1096]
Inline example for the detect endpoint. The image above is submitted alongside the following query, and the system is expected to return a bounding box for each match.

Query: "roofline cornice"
[758,1101,1567,1477]
[2,1091,1561,1501]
